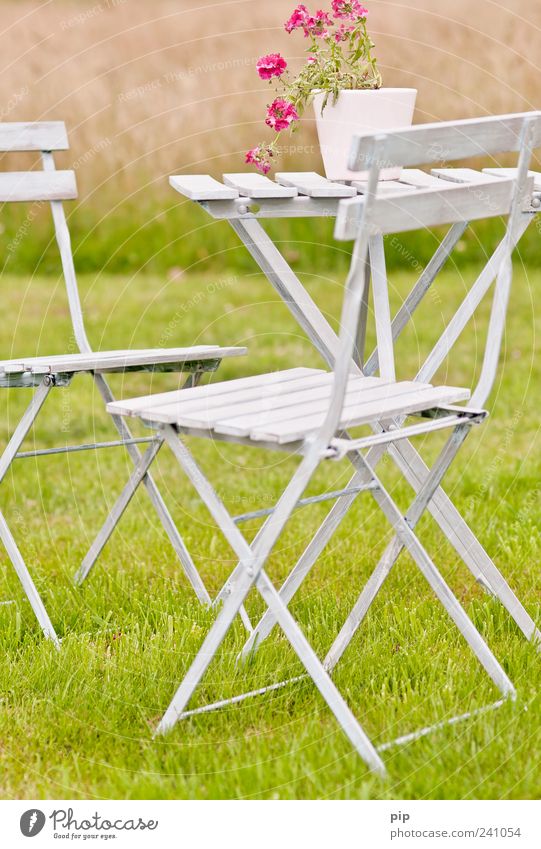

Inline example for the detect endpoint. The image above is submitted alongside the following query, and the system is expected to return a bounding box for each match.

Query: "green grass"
[2,193,541,278]
[0,259,540,800]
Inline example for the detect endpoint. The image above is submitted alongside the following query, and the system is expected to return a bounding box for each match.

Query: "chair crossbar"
[175,670,504,753]
[330,410,486,458]
[14,437,158,460]
[176,675,308,720]
[232,482,378,524]
[376,699,505,753]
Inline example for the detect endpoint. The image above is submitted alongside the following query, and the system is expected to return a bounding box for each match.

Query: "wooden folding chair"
[0,122,245,645]
[106,113,541,773]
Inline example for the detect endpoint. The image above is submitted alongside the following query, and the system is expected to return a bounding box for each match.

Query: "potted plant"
[246,2,417,180]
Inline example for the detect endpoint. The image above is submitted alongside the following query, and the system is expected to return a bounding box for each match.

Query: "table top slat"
[431,168,500,184]
[276,172,357,197]
[483,167,541,191]
[169,175,239,200]
[352,179,417,195]
[223,173,297,198]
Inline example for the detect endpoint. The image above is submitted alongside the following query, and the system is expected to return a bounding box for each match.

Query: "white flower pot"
[313,88,418,181]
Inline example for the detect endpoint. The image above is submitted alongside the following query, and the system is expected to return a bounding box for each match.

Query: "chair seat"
[0,345,246,376]
[107,367,471,445]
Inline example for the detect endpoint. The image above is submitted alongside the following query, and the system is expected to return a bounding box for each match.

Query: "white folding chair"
[106,113,541,774]
[0,122,246,645]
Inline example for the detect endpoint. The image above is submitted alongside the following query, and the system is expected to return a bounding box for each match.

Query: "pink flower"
[304,9,334,37]
[265,98,299,131]
[331,0,369,20]
[285,4,310,33]
[334,22,355,41]
[307,55,318,63]
[256,53,287,80]
[245,145,273,174]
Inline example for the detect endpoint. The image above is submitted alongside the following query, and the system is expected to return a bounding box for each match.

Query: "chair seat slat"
[118,368,470,445]
[213,377,408,436]
[250,384,471,444]
[164,376,382,430]
[107,368,321,416]
[0,346,246,376]
[143,371,338,421]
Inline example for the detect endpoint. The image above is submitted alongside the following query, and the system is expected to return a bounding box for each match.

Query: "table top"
[168,168,541,239]
[170,168,541,202]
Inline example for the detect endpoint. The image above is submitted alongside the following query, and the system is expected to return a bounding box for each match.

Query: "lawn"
[0,258,540,800]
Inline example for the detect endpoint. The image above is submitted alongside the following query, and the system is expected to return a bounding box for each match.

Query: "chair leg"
[155,428,385,774]
[324,426,471,672]
[87,373,211,604]
[0,379,59,644]
[390,437,541,646]
[361,453,516,699]
[0,511,59,646]
[239,469,367,657]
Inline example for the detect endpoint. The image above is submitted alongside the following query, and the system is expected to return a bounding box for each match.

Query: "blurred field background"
[1,0,541,275]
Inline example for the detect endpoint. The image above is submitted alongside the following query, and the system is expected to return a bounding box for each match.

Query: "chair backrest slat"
[0,122,90,353]
[349,112,541,171]
[0,121,69,152]
[0,170,77,203]
[335,176,531,239]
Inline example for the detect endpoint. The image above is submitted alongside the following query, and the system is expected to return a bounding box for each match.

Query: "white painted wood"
[168,376,383,432]
[251,384,471,444]
[107,368,320,417]
[483,167,541,191]
[0,170,77,202]
[0,121,69,152]
[431,168,502,184]
[223,173,297,198]
[200,196,341,219]
[335,177,529,239]
[138,372,341,426]
[275,172,356,197]
[349,112,541,170]
[352,179,416,195]
[369,235,395,382]
[169,175,239,201]
[216,379,421,438]
[0,346,246,376]
[398,169,449,189]
[129,369,469,443]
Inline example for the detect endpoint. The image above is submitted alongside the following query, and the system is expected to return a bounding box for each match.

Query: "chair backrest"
[0,122,91,352]
[317,112,541,445]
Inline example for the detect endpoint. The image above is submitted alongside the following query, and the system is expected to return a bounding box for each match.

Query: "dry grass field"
[1,1,540,275]
[1,0,540,193]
